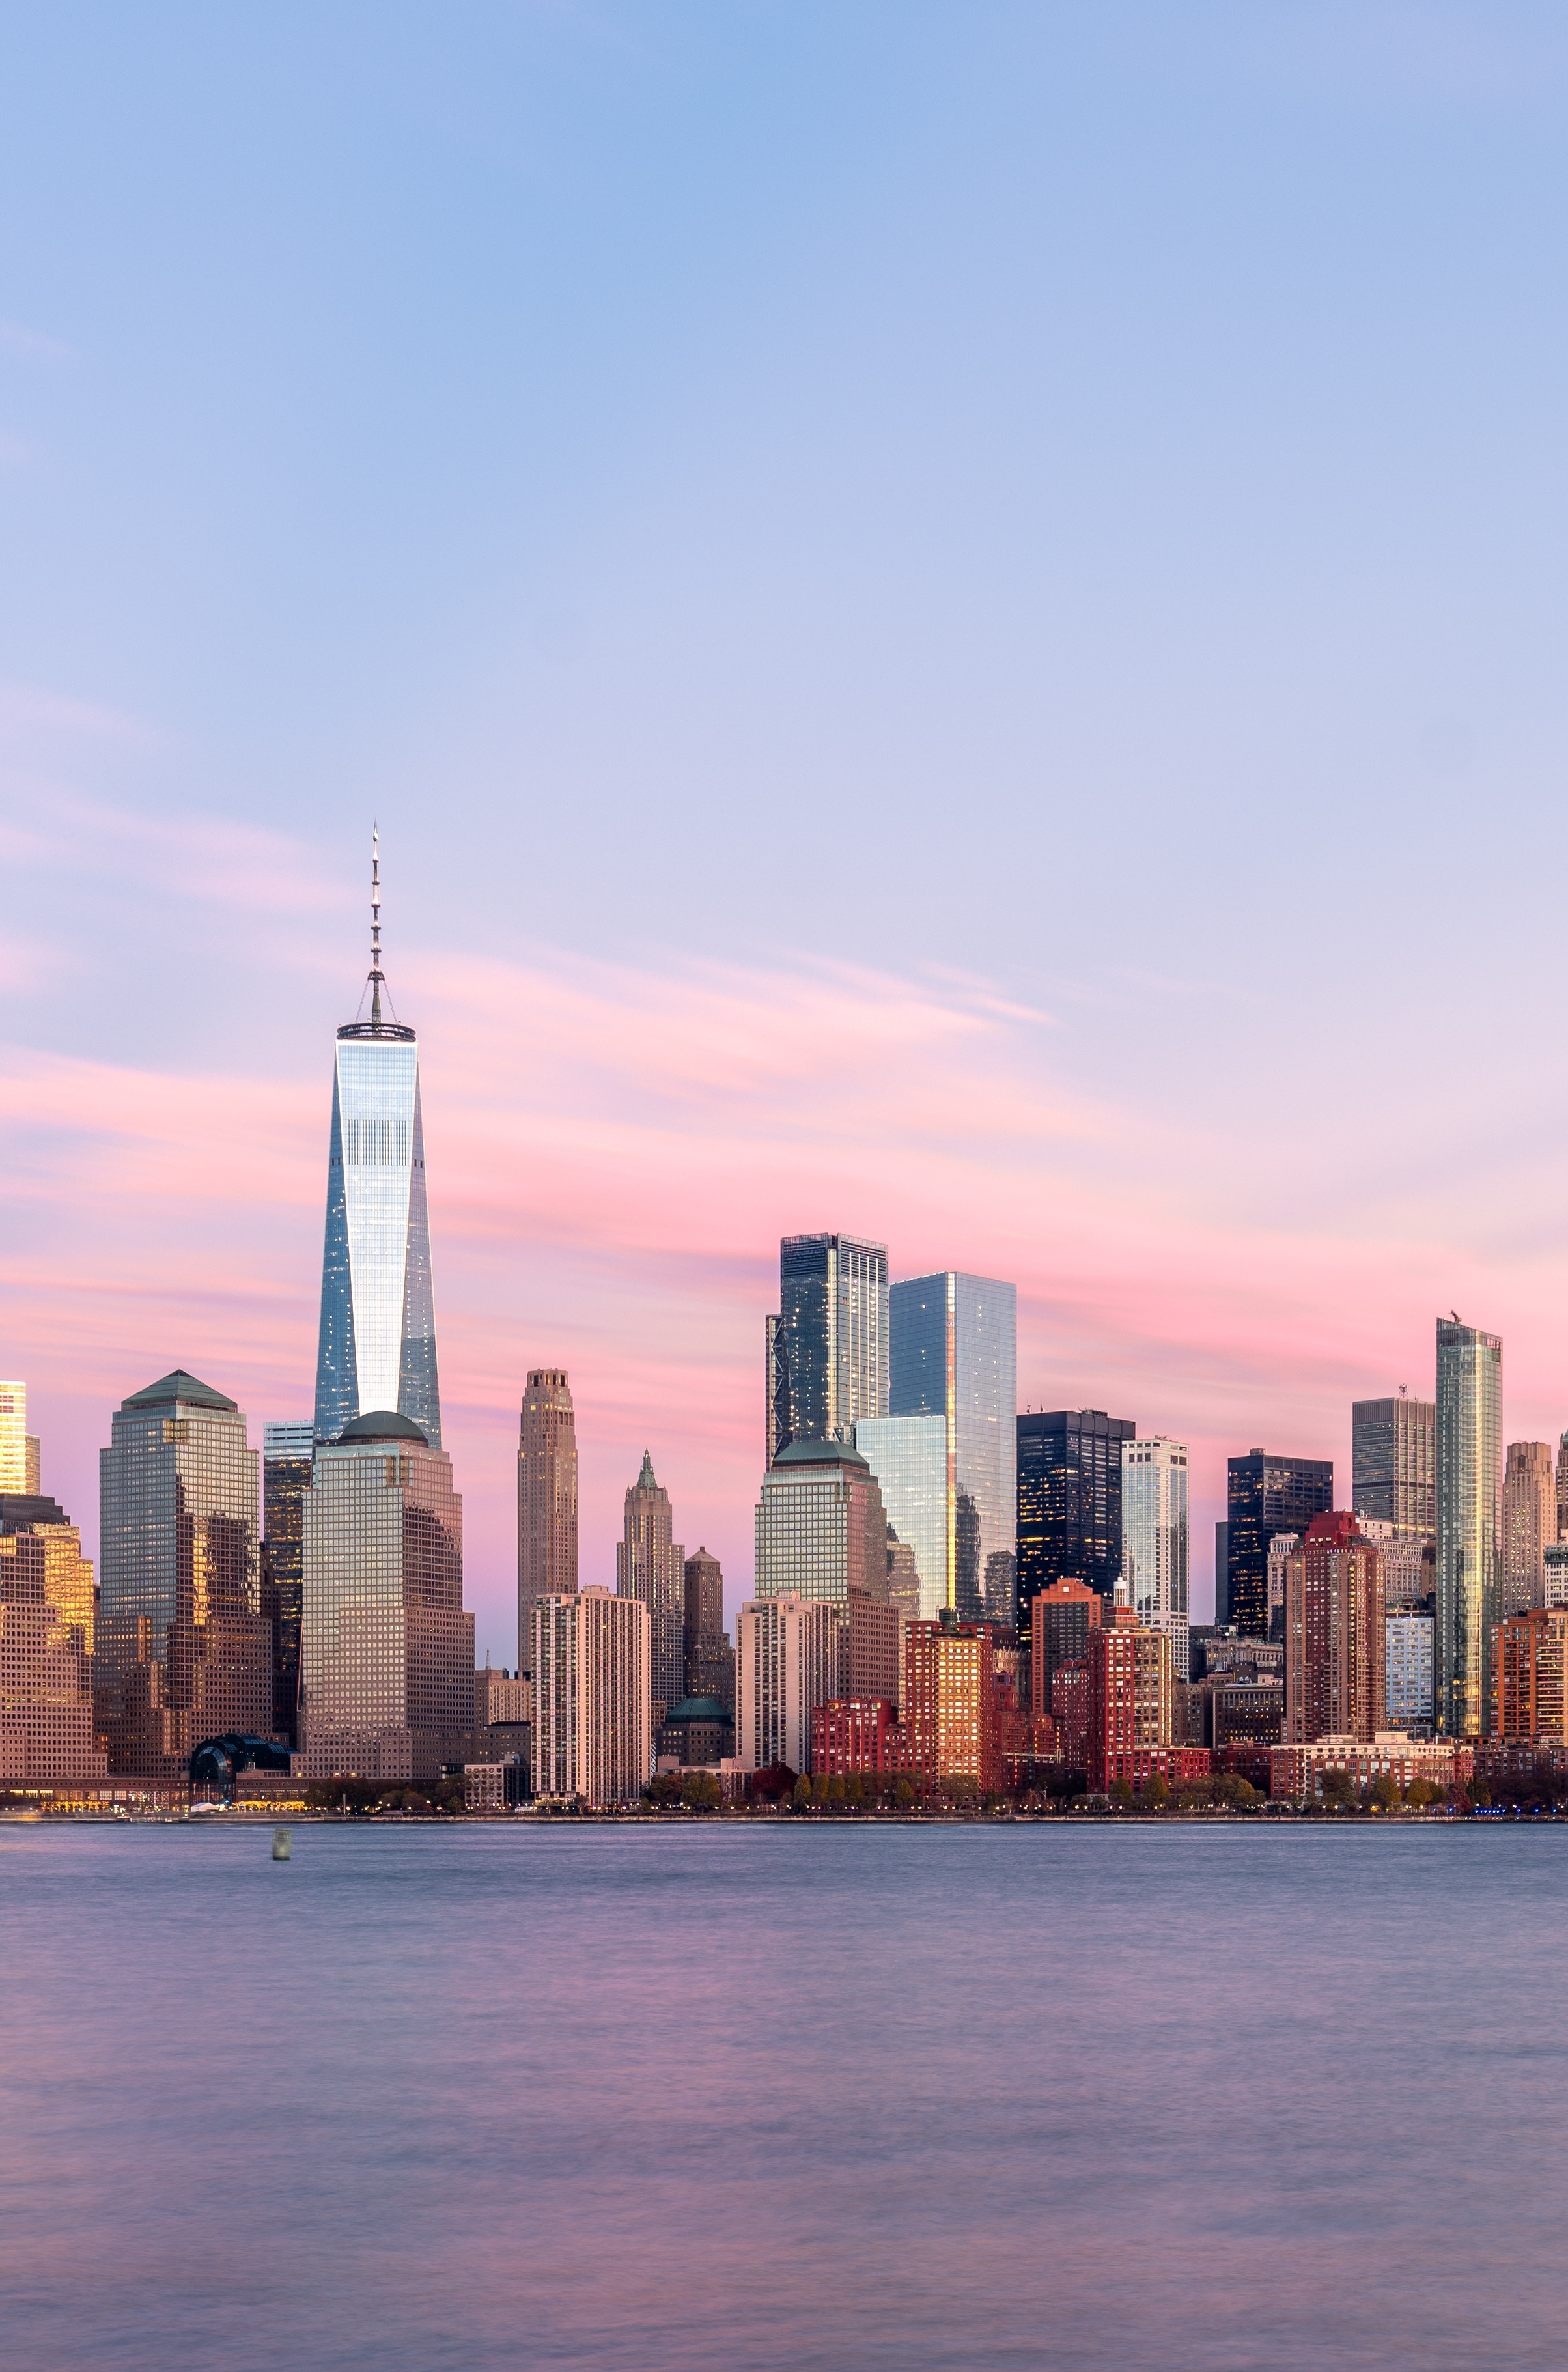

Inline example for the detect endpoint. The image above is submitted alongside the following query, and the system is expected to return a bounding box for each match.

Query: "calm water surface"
[3,1820,1565,2371]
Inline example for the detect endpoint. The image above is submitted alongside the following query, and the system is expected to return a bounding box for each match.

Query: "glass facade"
[262,1421,313,1745]
[300,1418,472,1783]
[1436,1318,1502,1739]
[1351,1397,1436,1539]
[754,1441,891,1615]
[1225,1450,1334,1642]
[0,1492,105,1785]
[767,1235,888,1460]
[1121,1438,1190,1680]
[888,1272,1017,1627]
[1016,1411,1137,1645]
[97,1370,271,1775]
[314,1023,441,1447]
[854,1415,949,1620]
[0,1381,27,1494]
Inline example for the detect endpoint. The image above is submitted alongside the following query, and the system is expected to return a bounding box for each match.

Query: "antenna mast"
[369,825,384,1027]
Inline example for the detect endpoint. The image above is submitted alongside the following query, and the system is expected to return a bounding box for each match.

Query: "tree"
[844,1773,865,1807]
[793,1774,813,1808]
[645,1772,685,1809]
[1143,1774,1169,1813]
[748,1762,796,1805]
[1110,1777,1135,1811]
[894,1778,916,1807]
[825,1773,845,1804]
[1365,1772,1402,1812]
[681,1772,722,1811]
[1319,1767,1357,1810]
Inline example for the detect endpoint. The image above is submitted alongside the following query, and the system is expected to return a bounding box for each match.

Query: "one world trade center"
[313,834,442,1446]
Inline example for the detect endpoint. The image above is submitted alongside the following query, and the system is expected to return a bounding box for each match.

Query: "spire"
[637,1450,656,1490]
[369,824,384,1028]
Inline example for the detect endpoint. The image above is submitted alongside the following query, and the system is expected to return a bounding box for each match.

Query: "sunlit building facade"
[262,1420,313,1746]
[313,845,441,1447]
[0,1490,105,1786]
[1494,1608,1568,1744]
[883,1271,1017,1626]
[736,1591,841,1773]
[853,1414,948,1620]
[532,1587,651,1806]
[754,1440,890,1622]
[300,1410,472,1785]
[1121,1437,1190,1680]
[1436,1318,1502,1739]
[98,1370,271,1777]
[0,1381,40,1497]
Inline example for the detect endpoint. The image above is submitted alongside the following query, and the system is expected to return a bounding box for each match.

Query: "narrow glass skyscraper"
[1121,1437,1190,1680]
[314,834,441,1447]
[1436,1316,1502,1739]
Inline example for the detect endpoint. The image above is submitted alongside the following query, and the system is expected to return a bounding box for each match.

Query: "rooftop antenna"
[369,824,384,1028]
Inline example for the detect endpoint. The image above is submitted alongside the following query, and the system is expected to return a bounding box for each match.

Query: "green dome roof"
[663,1697,734,1726]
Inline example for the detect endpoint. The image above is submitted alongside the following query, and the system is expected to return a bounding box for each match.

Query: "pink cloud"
[5,939,1567,1658]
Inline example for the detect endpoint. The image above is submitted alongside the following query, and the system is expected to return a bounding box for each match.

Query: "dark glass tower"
[1225,1449,1334,1641]
[262,1421,313,1745]
[1016,1410,1137,1643]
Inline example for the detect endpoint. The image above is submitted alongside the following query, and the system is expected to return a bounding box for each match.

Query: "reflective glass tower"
[766,1235,888,1461]
[1436,1317,1502,1738]
[314,834,441,1447]
[881,1270,1017,1627]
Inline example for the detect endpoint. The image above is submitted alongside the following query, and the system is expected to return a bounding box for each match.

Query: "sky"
[5,1,1568,1660]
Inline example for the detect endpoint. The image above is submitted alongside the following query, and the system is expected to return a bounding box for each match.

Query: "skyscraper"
[97,1370,272,1776]
[518,1370,578,1669]
[0,1381,40,1496]
[852,1414,948,1619]
[532,1587,651,1806]
[735,1591,841,1773]
[1121,1437,1190,1680]
[754,1440,890,1615]
[1557,1433,1568,1544]
[766,1234,888,1461]
[1436,1317,1502,1740]
[1352,1396,1436,1538]
[262,1420,313,1747]
[1282,1513,1385,1745]
[300,1409,472,1784]
[313,834,441,1448]
[683,1547,735,1712]
[881,1271,1017,1627]
[1016,1411,1137,1644]
[617,1452,685,1721]
[1225,1450,1334,1641]
[1502,1442,1555,1619]
[0,1489,105,1788]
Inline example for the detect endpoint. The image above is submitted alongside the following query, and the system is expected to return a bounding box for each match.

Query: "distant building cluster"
[3,881,1563,1814]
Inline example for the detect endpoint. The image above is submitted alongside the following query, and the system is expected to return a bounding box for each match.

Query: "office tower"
[656,1697,734,1767]
[884,1271,1018,1626]
[886,1535,923,1620]
[1494,1610,1568,1742]
[532,1587,650,1804]
[1351,1395,1436,1538]
[98,1370,272,1777]
[1558,1433,1568,1542]
[1356,1518,1435,1611]
[617,1453,684,1723]
[1384,1608,1435,1729]
[0,1381,40,1495]
[1436,1318,1502,1740]
[683,1547,735,1712]
[313,835,441,1448]
[754,1441,890,1622]
[518,1370,578,1668]
[766,1234,889,1461]
[262,1421,313,1747]
[1265,1533,1299,1643]
[0,1490,106,1786]
[901,1617,1000,1794]
[852,1415,947,1618]
[736,1592,841,1772]
[1028,1575,1104,1719]
[1501,1443,1555,1618]
[1214,1522,1229,1624]
[1225,1450,1334,1641]
[1016,1411,1137,1652]
[1546,1543,1568,1609]
[1121,1437,1190,1679]
[300,1410,472,1784]
[1282,1514,1385,1745]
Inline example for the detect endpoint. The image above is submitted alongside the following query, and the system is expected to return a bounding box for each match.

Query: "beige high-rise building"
[0,1381,40,1497]
[1556,1432,1568,1544]
[617,1453,684,1723]
[300,1410,473,1785]
[517,1370,578,1672]
[0,1491,105,1786]
[1436,1319,1502,1740]
[1502,1443,1556,1619]
[531,1587,650,1805]
[736,1591,841,1773]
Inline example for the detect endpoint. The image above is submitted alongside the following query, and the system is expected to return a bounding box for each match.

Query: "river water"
[4,1819,1565,2370]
